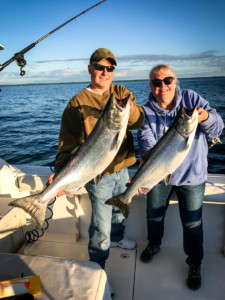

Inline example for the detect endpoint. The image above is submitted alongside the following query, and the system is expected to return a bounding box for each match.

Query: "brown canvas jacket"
[54,84,145,175]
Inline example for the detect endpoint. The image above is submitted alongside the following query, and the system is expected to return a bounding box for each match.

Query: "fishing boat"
[0,157,225,299]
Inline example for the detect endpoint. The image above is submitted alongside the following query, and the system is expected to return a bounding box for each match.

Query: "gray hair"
[149,64,179,86]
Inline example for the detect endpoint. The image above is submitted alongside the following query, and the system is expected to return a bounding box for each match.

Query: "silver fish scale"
[9,94,130,227]
[43,95,130,202]
[105,105,199,218]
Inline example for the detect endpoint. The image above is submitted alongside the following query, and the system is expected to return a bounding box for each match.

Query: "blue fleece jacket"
[138,87,224,186]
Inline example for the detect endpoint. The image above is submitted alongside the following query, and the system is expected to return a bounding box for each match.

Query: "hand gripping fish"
[105,105,198,218]
[9,94,130,227]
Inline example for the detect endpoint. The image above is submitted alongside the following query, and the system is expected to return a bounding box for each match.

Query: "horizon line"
[0,75,224,87]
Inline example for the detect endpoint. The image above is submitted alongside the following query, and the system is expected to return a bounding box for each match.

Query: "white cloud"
[1,50,224,85]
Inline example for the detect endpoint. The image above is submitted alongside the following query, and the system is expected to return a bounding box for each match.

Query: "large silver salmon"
[105,105,198,218]
[9,94,130,227]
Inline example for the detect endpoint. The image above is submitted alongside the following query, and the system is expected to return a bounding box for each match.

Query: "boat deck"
[0,160,225,299]
[18,238,225,300]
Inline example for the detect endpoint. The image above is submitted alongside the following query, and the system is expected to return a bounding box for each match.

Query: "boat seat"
[0,159,83,245]
[17,173,49,192]
[0,253,111,300]
[0,205,26,253]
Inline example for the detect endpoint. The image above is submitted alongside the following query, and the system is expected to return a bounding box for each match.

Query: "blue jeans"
[85,168,129,269]
[146,182,206,265]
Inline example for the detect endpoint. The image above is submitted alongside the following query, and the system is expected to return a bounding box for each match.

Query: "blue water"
[0,77,225,174]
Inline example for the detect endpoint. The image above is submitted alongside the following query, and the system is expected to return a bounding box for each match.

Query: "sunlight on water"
[0,78,225,174]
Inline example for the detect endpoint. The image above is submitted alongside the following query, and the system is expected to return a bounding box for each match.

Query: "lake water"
[0,77,225,174]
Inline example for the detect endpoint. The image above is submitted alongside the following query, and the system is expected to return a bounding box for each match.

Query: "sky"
[0,0,225,85]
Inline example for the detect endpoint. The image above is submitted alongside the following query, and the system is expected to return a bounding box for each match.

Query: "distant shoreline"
[0,76,224,87]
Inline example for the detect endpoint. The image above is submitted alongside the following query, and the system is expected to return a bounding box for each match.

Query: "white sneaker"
[110,237,136,249]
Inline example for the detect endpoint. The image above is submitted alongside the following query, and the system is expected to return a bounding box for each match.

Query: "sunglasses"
[151,76,174,87]
[91,64,115,72]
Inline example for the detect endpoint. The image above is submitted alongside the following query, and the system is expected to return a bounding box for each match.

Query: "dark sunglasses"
[151,76,174,87]
[91,64,115,72]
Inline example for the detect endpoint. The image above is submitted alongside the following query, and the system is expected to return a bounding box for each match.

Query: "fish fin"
[111,131,124,151]
[142,148,152,162]
[139,187,151,194]
[185,136,192,150]
[63,189,77,196]
[118,129,127,148]
[179,137,191,152]
[110,134,118,151]
[71,144,82,156]
[165,174,171,185]
[94,175,101,185]
[9,193,48,228]
[105,194,131,218]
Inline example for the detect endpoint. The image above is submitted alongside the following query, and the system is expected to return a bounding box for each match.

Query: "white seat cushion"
[0,253,111,300]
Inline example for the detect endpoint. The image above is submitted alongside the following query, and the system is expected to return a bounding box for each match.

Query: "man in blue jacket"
[138,64,224,291]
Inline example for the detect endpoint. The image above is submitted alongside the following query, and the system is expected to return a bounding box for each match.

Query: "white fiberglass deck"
[0,159,225,299]
[15,239,225,300]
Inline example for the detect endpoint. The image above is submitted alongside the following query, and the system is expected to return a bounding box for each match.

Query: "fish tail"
[9,193,48,228]
[105,194,131,218]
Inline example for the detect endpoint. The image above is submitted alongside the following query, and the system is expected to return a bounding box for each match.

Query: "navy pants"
[146,182,206,264]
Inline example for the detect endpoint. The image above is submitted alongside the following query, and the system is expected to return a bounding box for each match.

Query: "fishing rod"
[209,133,225,149]
[0,0,106,76]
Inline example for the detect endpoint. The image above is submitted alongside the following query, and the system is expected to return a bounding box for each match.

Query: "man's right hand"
[48,173,65,197]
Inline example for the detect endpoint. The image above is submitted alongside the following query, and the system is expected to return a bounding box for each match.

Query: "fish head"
[103,93,130,131]
[175,105,198,138]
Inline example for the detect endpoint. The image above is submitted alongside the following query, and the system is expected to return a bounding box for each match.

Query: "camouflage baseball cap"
[90,48,117,65]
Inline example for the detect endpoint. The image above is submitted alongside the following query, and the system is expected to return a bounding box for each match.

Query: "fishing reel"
[0,0,106,76]
[14,52,26,76]
[208,135,224,149]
